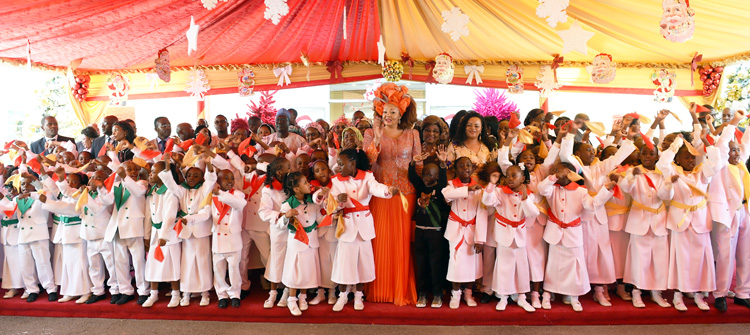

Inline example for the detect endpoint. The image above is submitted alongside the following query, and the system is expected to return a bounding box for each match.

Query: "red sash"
[547,210,581,229]
[448,211,477,254]
[494,213,525,228]
[343,198,369,215]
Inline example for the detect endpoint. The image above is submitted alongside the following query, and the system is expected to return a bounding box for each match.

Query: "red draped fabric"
[0,0,380,70]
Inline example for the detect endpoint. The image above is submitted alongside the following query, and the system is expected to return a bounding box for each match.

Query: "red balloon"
[82,83,89,89]
[710,84,717,90]
[77,88,85,94]
[700,75,708,82]
[715,67,724,73]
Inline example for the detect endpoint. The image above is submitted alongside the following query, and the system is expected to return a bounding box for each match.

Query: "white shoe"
[541,292,552,310]
[333,292,348,312]
[142,294,159,308]
[264,291,277,309]
[76,294,91,304]
[20,291,29,300]
[449,290,461,309]
[631,289,645,308]
[728,290,736,298]
[518,295,536,312]
[58,295,75,303]
[277,288,289,307]
[299,294,308,311]
[328,289,337,305]
[353,291,364,311]
[530,291,542,309]
[673,292,687,312]
[4,289,18,299]
[593,286,612,307]
[168,293,181,308]
[495,295,508,311]
[200,293,210,307]
[694,293,710,311]
[463,288,477,307]
[180,293,191,307]
[651,290,671,308]
[287,297,302,316]
[309,289,326,305]
[570,297,583,312]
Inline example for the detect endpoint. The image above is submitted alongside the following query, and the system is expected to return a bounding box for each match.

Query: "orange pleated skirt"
[365,194,418,306]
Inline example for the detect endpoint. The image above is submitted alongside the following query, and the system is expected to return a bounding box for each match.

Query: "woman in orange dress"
[363,83,421,306]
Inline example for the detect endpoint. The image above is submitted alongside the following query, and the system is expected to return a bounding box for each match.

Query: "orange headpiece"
[372,82,411,116]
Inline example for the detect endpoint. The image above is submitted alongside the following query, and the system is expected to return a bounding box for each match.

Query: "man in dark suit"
[30,116,75,155]
[90,115,118,158]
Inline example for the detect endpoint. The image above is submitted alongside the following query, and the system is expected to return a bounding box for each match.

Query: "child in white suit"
[142,161,181,308]
[442,156,487,310]
[317,148,396,312]
[482,164,540,312]
[102,161,150,305]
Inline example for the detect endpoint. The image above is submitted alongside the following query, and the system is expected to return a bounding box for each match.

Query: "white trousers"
[240,230,270,290]
[19,240,56,294]
[113,234,149,296]
[86,238,118,296]
[213,250,242,299]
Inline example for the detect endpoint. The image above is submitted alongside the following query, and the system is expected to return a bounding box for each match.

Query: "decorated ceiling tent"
[1,0,749,125]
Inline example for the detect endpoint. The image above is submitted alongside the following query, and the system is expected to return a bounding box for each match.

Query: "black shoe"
[116,294,135,305]
[26,293,39,302]
[734,297,750,309]
[110,294,122,304]
[231,298,241,308]
[136,295,148,305]
[218,298,229,309]
[85,294,106,304]
[240,290,250,300]
[715,297,728,312]
[480,293,493,304]
[47,292,58,301]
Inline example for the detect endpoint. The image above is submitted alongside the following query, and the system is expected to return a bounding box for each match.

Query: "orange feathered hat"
[373,82,411,115]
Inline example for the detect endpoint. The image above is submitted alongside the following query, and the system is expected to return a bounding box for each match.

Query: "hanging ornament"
[660,0,695,43]
[556,20,595,55]
[505,64,525,94]
[154,48,171,83]
[699,64,722,97]
[400,52,415,79]
[237,68,255,97]
[186,16,200,55]
[264,0,289,25]
[651,69,677,103]
[326,61,344,83]
[185,69,210,100]
[432,53,455,84]
[107,74,130,105]
[273,64,292,87]
[535,65,562,98]
[381,61,404,82]
[377,35,386,66]
[536,0,569,28]
[474,88,518,121]
[364,79,384,101]
[586,53,617,84]
[441,7,470,41]
[200,0,227,10]
[70,74,91,102]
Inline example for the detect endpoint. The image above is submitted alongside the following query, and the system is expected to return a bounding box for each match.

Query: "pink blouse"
[363,128,422,195]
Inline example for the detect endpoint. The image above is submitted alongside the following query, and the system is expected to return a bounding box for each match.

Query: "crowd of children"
[1,94,750,317]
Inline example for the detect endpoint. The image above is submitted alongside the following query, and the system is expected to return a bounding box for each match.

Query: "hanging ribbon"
[326,61,343,83]
[273,64,293,87]
[377,35,386,66]
[26,39,32,71]
[400,52,415,79]
[464,65,484,85]
[300,52,311,82]
[691,52,703,87]
[425,61,436,83]
[551,54,564,84]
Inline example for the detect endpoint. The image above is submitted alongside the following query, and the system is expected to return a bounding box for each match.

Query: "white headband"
[256,162,269,173]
